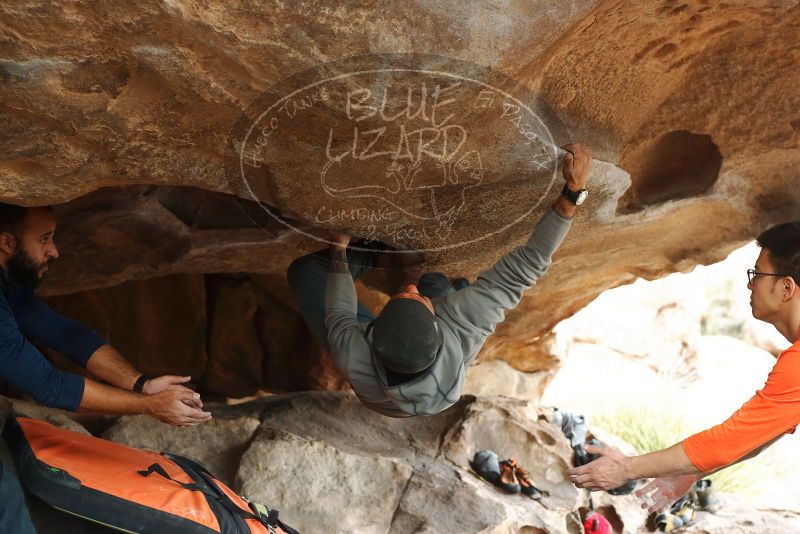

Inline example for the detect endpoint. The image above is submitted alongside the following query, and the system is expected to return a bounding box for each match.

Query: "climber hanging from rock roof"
[288,143,591,418]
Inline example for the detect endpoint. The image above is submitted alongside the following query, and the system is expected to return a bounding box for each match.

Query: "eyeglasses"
[747,269,787,285]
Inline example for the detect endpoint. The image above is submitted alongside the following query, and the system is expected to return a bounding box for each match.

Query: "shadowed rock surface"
[1,1,798,388]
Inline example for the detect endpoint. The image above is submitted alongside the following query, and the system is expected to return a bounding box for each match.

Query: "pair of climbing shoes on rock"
[469,450,548,500]
[691,479,720,513]
[655,495,695,532]
[654,479,720,532]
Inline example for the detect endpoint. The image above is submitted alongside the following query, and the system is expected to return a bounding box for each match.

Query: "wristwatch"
[561,184,589,206]
[132,374,151,393]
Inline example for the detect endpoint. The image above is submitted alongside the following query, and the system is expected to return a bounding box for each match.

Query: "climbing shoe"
[469,450,501,485]
[692,479,720,513]
[673,499,695,527]
[553,408,588,448]
[607,478,637,496]
[655,495,695,532]
[572,438,636,495]
[572,437,606,467]
[495,459,521,493]
[503,459,547,500]
[451,277,470,291]
[655,511,685,532]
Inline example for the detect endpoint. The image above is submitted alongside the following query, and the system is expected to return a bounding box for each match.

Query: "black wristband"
[561,183,588,206]
[132,374,151,393]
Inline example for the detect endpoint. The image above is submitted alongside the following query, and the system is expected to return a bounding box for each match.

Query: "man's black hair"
[0,203,31,237]
[756,221,800,284]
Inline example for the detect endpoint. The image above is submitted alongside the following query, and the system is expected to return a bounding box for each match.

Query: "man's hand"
[636,474,698,513]
[330,233,351,251]
[568,444,632,491]
[145,389,212,427]
[552,143,592,218]
[142,375,202,410]
[561,143,591,191]
[329,233,352,274]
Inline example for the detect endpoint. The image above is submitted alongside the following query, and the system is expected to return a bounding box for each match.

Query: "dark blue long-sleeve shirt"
[0,269,107,411]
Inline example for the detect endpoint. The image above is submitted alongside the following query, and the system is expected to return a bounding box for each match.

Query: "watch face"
[575,190,589,206]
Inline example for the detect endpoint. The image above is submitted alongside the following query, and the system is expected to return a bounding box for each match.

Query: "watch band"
[132,374,151,393]
[561,184,587,205]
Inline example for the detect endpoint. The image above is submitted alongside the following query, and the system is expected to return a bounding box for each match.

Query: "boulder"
[237,427,414,534]
[7,397,91,435]
[6,391,798,533]
[102,412,260,486]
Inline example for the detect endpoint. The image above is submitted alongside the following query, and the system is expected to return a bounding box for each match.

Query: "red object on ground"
[584,511,612,534]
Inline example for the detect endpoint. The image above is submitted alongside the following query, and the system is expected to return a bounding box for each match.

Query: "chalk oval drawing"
[230,53,566,254]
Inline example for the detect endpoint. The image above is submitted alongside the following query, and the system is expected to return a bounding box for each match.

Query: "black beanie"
[371,298,441,375]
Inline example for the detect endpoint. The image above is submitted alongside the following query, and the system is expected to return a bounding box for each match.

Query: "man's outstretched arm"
[324,234,373,373]
[568,348,800,491]
[631,434,782,513]
[84,344,198,402]
[0,302,211,425]
[324,235,358,328]
[436,144,591,361]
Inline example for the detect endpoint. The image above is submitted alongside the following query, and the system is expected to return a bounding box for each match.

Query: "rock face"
[101,414,261,487]
[2,1,799,385]
[12,392,800,534]
[240,428,414,534]
[42,272,345,397]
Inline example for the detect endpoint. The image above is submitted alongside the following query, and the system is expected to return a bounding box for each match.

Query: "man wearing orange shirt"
[568,221,800,512]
